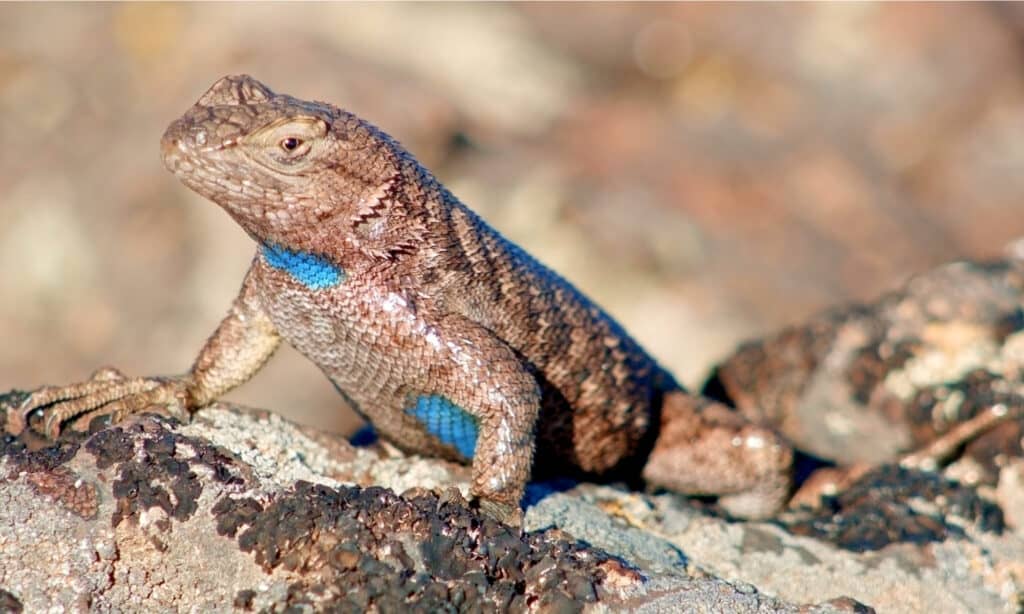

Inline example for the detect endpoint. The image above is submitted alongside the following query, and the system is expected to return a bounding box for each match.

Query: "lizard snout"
[159,119,194,172]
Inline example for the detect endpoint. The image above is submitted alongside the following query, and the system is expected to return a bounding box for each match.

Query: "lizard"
[4,75,1008,525]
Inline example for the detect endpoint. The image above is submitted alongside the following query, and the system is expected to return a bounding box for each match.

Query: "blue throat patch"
[262,244,344,289]
[407,395,479,459]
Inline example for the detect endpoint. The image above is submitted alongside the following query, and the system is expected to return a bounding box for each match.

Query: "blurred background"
[2,4,1023,435]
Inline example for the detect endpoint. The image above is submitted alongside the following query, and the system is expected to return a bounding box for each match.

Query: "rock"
[711,259,1024,476]
[0,406,832,612]
[529,481,1021,613]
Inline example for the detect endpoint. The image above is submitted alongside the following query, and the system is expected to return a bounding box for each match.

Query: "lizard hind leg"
[642,391,793,519]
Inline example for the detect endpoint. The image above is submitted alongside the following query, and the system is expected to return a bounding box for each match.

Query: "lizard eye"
[246,117,325,173]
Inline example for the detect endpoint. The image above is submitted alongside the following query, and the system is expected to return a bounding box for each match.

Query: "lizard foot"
[5,367,193,439]
[475,498,524,528]
[899,402,1020,471]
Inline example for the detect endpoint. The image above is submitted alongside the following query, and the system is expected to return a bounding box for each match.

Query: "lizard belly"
[252,257,480,461]
[253,258,401,417]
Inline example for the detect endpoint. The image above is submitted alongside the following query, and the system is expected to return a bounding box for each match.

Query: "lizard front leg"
[6,264,280,439]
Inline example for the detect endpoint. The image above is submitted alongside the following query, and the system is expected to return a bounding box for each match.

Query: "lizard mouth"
[160,127,242,183]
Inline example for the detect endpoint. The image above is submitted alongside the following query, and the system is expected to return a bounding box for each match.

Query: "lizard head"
[161,74,402,249]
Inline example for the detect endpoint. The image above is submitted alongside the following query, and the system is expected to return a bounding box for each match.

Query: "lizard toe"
[476,498,524,528]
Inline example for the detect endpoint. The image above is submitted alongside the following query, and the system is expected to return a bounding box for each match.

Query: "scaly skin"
[8,75,801,524]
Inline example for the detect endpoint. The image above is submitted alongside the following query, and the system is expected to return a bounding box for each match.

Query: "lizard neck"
[260,243,346,290]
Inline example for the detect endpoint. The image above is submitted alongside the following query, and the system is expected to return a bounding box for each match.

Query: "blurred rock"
[711,259,1024,474]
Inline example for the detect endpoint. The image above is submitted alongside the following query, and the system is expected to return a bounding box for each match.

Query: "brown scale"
[10,75,1011,525]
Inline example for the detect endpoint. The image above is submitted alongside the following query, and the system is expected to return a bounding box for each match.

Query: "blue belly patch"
[407,395,479,459]
[262,244,344,289]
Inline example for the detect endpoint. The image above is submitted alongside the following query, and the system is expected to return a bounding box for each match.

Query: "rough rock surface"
[711,259,1024,473]
[1,407,839,613]
[2,259,1023,612]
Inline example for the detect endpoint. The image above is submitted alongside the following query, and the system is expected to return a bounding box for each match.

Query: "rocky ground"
[2,256,1022,612]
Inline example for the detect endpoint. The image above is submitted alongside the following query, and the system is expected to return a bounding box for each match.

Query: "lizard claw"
[5,367,194,439]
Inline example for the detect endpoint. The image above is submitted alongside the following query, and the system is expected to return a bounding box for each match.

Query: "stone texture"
[1,407,831,613]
